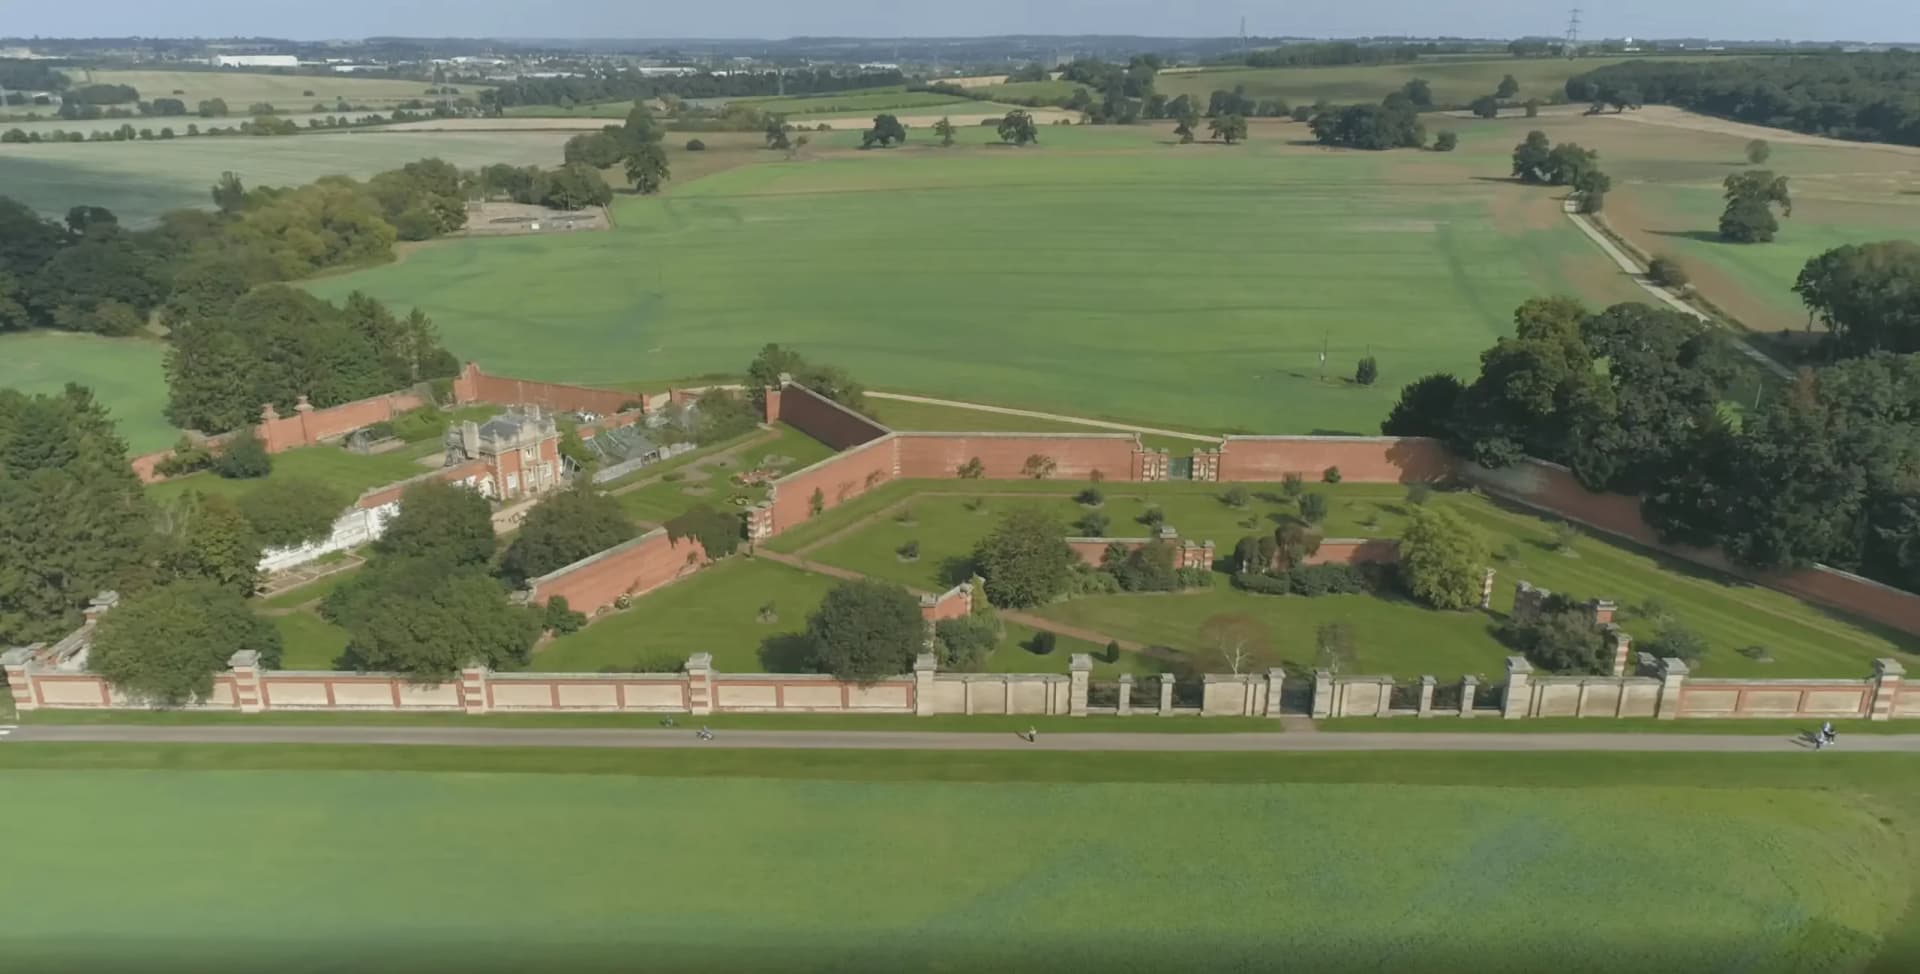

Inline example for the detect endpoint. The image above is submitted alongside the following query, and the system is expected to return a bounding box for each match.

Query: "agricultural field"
[725,85,977,117]
[82,69,473,109]
[0,129,573,224]
[311,120,1643,436]
[0,332,175,452]
[867,396,1213,452]
[0,751,1912,972]
[1157,55,1734,107]
[973,79,1086,104]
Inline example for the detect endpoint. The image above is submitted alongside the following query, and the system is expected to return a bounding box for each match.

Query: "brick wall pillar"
[687,652,714,716]
[1311,669,1333,718]
[1068,654,1091,717]
[1655,657,1689,720]
[913,653,937,717]
[1870,659,1905,722]
[1459,675,1478,718]
[1606,626,1633,677]
[1480,568,1496,610]
[1116,674,1133,716]
[461,665,491,714]
[1502,657,1533,719]
[746,502,775,544]
[228,650,264,713]
[762,386,782,425]
[1264,668,1284,718]
[1,648,37,713]
[1417,675,1436,718]
[1158,673,1175,716]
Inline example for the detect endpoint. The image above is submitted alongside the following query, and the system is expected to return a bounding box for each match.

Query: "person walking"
[1025,726,1038,744]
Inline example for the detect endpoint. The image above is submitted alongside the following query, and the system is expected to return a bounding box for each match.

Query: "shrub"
[1076,510,1110,536]
[1322,466,1342,484]
[389,404,449,442]
[1103,640,1122,663]
[893,505,915,524]
[685,138,707,150]
[1399,507,1490,610]
[1647,255,1690,289]
[1065,563,1122,596]
[1076,486,1105,507]
[1111,542,1179,592]
[1645,624,1709,663]
[1232,571,1292,595]
[1355,357,1378,386]
[809,487,825,515]
[1174,566,1214,589]
[1289,563,1370,596]
[1550,520,1579,551]
[1406,484,1433,506]
[1298,492,1329,524]
[1497,592,1608,673]
[1138,505,1165,529]
[213,431,271,479]
[154,436,213,477]
[896,540,920,561]
[957,457,984,479]
[1281,472,1305,498]
[1029,630,1057,655]
[1432,130,1458,152]
[1223,485,1250,508]
[757,600,778,623]
[544,596,586,635]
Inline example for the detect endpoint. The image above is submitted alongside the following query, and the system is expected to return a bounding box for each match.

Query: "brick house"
[443,407,563,501]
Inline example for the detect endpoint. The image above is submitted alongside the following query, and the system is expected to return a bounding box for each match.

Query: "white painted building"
[210,54,299,68]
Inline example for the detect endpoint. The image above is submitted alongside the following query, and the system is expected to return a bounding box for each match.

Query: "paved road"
[8,724,1920,752]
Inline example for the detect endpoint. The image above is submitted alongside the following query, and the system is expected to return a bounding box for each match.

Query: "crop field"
[0,129,573,224]
[726,86,977,117]
[868,396,1212,451]
[1157,55,1735,107]
[82,69,472,108]
[0,332,175,452]
[311,121,1641,436]
[1,753,1909,973]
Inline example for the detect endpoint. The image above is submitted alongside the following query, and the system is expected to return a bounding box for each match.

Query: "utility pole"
[1240,17,1249,58]
[1564,7,1583,58]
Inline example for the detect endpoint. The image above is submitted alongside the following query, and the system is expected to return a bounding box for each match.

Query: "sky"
[5,1,1916,44]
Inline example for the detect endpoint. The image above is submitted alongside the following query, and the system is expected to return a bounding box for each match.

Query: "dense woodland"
[1567,52,1920,146]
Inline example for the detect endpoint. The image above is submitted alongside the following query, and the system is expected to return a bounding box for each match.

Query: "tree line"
[477,68,908,113]
[1565,53,1920,146]
[1382,287,1920,593]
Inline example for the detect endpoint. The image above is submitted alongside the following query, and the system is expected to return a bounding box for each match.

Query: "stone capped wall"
[451,361,636,416]
[895,432,1139,481]
[1216,435,1454,484]
[769,436,899,536]
[527,527,709,616]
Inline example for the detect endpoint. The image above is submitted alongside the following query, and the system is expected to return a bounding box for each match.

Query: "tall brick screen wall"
[257,392,432,453]
[1216,436,1455,484]
[451,362,637,416]
[770,436,900,534]
[770,384,892,449]
[895,432,1140,480]
[527,528,709,616]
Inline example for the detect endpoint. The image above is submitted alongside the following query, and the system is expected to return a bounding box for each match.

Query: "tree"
[1298,492,1329,524]
[1224,484,1250,508]
[88,583,283,705]
[563,130,626,169]
[1449,296,1613,469]
[1208,114,1248,144]
[211,171,246,213]
[1511,130,1553,183]
[375,481,495,568]
[1792,241,1920,356]
[684,138,706,151]
[764,114,791,150]
[1745,138,1771,165]
[1400,79,1433,108]
[0,386,155,644]
[1355,356,1379,386]
[997,110,1038,146]
[1110,541,1179,592]
[1573,166,1611,213]
[1543,142,1600,186]
[664,504,744,559]
[1647,256,1690,290]
[933,615,997,670]
[1315,621,1357,675]
[1470,95,1501,119]
[623,142,670,195]
[1398,507,1489,610]
[1432,130,1458,152]
[1496,592,1607,673]
[1523,98,1541,117]
[212,431,271,479]
[157,493,261,597]
[1198,614,1273,673]
[801,579,923,682]
[972,506,1075,608]
[1718,170,1791,243]
[1173,108,1199,144]
[1021,454,1057,479]
[932,115,956,147]
[1496,74,1521,101]
[502,486,635,584]
[862,113,907,148]
[338,568,542,679]
[1380,372,1464,437]
[957,457,984,479]
[237,479,348,549]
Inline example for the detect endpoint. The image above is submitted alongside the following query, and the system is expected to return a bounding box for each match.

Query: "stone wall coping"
[1876,658,1907,677]
[934,673,1068,684]
[1069,653,1093,672]
[265,670,398,679]
[1221,434,1440,445]
[1202,673,1259,684]
[1683,678,1872,688]
[489,671,685,681]
[1530,675,1663,686]
[1326,674,1397,684]
[526,525,673,588]
[1064,535,1158,545]
[0,647,34,666]
[713,672,911,683]
[896,430,1136,441]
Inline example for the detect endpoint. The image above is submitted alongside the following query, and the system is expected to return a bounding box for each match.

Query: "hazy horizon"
[4,1,1916,47]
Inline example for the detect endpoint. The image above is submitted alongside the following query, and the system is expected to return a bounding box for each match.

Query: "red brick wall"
[528,528,710,616]
[1768,567,1920,636]
[355,460,490,510]
[895,433,1139,480]
[770,437,899,535]
[257,393,429,454]
[452,362,636,416]
[579,410,646,440]
[921,583,972,623]
[775,384,891,450]
[1217,436,1455,484]
[1306,539,1401,565]
[1066,538,1136,567]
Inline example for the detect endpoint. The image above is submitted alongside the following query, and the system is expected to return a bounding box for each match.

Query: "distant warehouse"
[210,54,298,68]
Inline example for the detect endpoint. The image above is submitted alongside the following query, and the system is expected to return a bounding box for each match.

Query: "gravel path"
[8,724,1918,752]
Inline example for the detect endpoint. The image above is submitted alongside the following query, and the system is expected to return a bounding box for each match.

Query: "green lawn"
[0,332,177,453]
[613,423,836,524]
[0,751,1909,972]
[0,129,572,225]
[309,122,1639,436]
[270,611,349,670]
[146,442,435,507]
